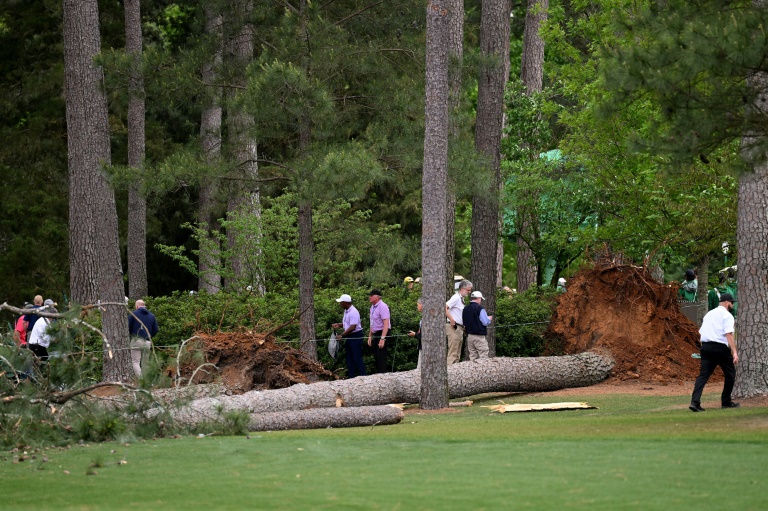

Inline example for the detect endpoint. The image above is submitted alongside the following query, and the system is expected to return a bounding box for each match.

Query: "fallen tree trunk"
[172,352,613,426]
[248,405,404,432]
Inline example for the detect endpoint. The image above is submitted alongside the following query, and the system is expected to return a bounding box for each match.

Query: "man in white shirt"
[445,279,472,365]
[690,293,739,412]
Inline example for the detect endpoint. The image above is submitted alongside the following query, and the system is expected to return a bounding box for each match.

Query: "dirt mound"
[175,331,335,393]
[547,262,707,384]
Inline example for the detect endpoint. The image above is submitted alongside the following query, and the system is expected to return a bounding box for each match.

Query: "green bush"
[493,287,559,357]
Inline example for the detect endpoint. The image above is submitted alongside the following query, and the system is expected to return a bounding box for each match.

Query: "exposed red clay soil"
[175,331,335,393]
[546,261,716,385]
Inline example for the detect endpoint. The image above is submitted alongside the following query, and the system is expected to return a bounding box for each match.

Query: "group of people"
[11,294,158,380]
[332,280,494,378]
[13,295,58,360]
[331,289,390,378]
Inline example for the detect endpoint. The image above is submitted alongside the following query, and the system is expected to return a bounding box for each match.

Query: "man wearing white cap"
[462,291,493,361]
[332,294,366,378]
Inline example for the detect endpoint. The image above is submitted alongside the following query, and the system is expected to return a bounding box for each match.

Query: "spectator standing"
[689,293,739,412]
[408,297,423,369]
[445,279,472,365]
[128,299,159,378]
[27,300,57,361]
[13,304,34,347]
[367,289,391,373]
[462,291,493,361]
[23,295,44,340]
[679,269,698,302]
[332,294,366,379]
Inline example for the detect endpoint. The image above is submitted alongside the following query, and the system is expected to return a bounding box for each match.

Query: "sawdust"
[546,260,714,385]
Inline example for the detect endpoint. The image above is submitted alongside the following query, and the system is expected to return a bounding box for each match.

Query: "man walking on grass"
[690,293,739,412]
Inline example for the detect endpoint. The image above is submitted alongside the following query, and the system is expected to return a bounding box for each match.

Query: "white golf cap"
[335,294,352,303]
[470,291,484,300]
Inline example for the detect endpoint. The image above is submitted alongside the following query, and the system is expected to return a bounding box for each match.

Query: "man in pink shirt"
[367,289,391,373]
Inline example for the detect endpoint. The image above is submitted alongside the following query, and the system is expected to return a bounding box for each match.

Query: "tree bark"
[247,405,404,432]
[733,2,768,399]
[63,0,131,381]
[198,8,224,295]
[516,0,548,292]
[445,0,464,296]
[471,0,511,356]
[298,198,317,361]
[420,0,452,410]
[695,255,709,325]
[225,0,265,294]
[173,353,614,426]
[125,0,148,300]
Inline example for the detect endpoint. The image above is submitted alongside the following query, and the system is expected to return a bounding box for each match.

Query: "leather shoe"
[721,402,740,409]
[689,404,705,412]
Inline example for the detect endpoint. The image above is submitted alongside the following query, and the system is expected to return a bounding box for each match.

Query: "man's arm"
[726,332,738,364]
[378,319,390,348]
[445,304,454,326]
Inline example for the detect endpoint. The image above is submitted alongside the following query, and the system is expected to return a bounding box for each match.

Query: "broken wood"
[485,402,597,413]
[449,400,473,407]
[248,405,404,431]
[171,352,614,426]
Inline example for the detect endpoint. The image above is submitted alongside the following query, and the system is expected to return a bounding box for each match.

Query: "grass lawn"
[2,389,767,511]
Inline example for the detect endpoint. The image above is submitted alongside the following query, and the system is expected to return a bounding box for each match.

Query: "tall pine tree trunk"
[225,0,264,294]
[296,0,317,361]
[63,0,131,381]
[516,0,548,292]
[420,0,452,409]
[470,0,511,356]
[125,0,148,300]
[198,8,224,295]
[445,0,464,296]
[297,192,317,361]
[733,0,768,398]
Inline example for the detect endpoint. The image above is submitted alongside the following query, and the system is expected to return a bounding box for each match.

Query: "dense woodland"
[1,0,767,402]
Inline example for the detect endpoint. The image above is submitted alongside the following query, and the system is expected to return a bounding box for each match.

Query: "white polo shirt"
[698,305,734,346]
[446,292,465,325]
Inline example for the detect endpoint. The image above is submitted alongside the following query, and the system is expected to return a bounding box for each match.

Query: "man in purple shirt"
[367,289,391,373]
[332,293,367,378]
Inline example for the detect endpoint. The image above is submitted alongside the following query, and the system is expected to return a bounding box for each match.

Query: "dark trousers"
[371,330,388,373]
[345,331,366,378]
[28,343,49,361]
[691,342,737,406]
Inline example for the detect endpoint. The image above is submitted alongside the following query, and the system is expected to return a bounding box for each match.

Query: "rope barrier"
[3,321,550,358]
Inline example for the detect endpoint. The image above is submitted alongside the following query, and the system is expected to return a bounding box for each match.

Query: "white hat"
[44,299,56,306]
[558,277,566,285]
[470,291,484,300]
[335,294,352,303]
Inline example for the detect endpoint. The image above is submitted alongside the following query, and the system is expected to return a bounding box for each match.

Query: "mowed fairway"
[2,389,767,511]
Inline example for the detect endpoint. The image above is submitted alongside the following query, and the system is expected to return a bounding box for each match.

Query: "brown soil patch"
[174,331,335,393]
[547,261,713,385]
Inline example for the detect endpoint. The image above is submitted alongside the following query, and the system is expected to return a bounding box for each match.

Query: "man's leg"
[446,324,463,365]
[718,348,737,406]
[691,343,719,406]
[474,336,489,360]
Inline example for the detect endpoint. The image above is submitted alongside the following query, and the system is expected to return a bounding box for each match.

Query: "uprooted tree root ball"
[173,331,335,393]
[546,262,706,384]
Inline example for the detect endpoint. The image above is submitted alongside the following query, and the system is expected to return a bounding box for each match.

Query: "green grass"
[2,390,767,511]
